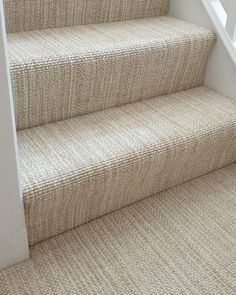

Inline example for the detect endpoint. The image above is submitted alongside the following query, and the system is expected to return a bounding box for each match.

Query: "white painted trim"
[202,0,236,66]
[211,0,227,26]
[0,0,29,270]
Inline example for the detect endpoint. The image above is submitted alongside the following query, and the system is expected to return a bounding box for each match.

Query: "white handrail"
[0,0,29,270]
[201,0,236,66]
[210,0,236,44]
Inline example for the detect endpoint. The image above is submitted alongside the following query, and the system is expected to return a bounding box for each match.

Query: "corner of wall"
[169,0,236,100]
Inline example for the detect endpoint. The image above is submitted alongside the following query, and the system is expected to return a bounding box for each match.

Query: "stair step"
[1,163,236,293]
[4,0,169,33]
[8,16,215,130]
[17,86,236,245]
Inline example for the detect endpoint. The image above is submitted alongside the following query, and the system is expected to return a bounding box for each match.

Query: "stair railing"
[202,0,236,65]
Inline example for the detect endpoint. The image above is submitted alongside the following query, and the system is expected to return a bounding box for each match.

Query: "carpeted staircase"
[1,0,236,293]
[1,165,236,294]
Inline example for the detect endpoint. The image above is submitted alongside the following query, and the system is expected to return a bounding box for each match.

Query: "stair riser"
[12,38,214,130]
[4,0,169,33]
[23,127,236,245]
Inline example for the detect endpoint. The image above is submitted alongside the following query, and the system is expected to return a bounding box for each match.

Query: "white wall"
[169,0,236,100]
[0,0,29,270]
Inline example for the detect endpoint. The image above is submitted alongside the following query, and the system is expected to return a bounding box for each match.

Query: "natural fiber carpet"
[2,1,236,293]
[8,17,214,130]
[4,0,169,33]
[1,164,236,294]
[18,87,236,246]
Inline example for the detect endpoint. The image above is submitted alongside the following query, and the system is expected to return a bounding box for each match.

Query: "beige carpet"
[4,0,169,33]
[1,164,236,294]
[18,86,236,245]
[8,16,215,130]
[3,2,236,291]
[3,0,236,292]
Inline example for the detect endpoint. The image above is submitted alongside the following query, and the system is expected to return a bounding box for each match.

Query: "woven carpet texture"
[1,164,236,294]
[8,17,215,130]
[4,0,236,284]
[17,86,236,245]
[4,0,169,33]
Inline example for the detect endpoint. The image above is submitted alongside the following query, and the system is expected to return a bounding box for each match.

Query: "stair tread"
[4,0,169,33]
[8,16,214,66]
[1,163,236,294]
[18,86,236,195]
[18,86,236,244]
[8,16,215,130]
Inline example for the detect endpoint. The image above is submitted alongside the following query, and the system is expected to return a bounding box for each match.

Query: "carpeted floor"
[2,0,236,293]
[4,0,169,32]
[8,16,214,130]
[1,164,236,294]
[18,86,236,246]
